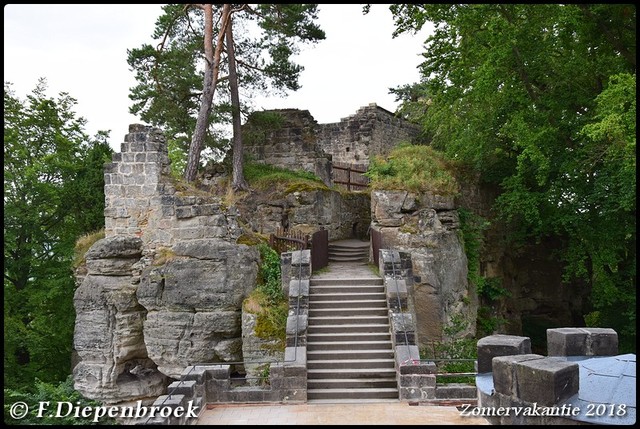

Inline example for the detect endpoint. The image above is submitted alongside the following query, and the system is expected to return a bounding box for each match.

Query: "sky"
[4,4,433,151]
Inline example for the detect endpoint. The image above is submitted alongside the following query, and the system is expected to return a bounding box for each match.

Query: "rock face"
[237,188,371,241]
[73,125,260,402]
[73,236,169,403]
[371,190,476,344]
[137,240,258,378]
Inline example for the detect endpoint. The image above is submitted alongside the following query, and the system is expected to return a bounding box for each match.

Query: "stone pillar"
[546,327,618,356]
[476,334,531,374]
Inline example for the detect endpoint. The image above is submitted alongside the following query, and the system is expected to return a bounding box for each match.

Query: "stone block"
[492,354,545,396]
[477,334,531,373]
[390,311,414,332]
[291,250,311,266]
[400,374,436,388]
[547,327,618,356]
[585,328,618,355]
[516,357,579,406]
[207,364,230,380]
[289,279,309,298]
[395,345,421,366]
[394,331,416,346]
[286,315,307,336]
[167,380,197,397]
[399,386,435,401]
[386,278,407,309]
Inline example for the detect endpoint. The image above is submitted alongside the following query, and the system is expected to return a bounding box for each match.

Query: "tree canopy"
[127,3,325,184]
[389,4,636,351]
[3,79,113,389]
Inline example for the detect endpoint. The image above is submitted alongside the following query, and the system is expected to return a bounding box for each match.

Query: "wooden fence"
[269,228,329,271]
[332,161,369,191]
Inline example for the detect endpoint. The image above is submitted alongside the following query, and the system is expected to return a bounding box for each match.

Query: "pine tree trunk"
[184,4,231,182]
[226,16,249,191]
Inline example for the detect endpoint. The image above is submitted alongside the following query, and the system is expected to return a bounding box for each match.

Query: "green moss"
[236,233,265,246]
[244,161,327,195]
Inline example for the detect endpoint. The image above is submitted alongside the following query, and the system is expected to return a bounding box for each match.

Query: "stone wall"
[243,109,332,186]
[238,188,370,242]
[371,190,475,344]
[242,103,421,185]
[74,125,259,403]
[318,103,421,167]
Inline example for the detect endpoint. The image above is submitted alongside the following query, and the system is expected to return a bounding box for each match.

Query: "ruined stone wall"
[242,109,332,186]
[103,124,243,248]
[318,103,421,167]
[74,125,259,403]
[238,189,370,242]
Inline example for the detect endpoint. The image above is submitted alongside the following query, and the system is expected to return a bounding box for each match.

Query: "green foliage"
[365,144,459,195]
[244,161,327,194]
[243,243,288,350]
[167,138,188,179]
[242,110,285,146]
[391,4,636,351]
[476,306,507,338]
[257,243,284,304]
[421,339,477,384]
[127,4,325,173]
[4,375,116,425]
[4,80,113,390]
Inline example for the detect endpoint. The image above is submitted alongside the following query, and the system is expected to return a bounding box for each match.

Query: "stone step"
[308,378,397,389]
[308,324,391,334]
[307,349,395,360]
[307,388,398,400]
[307,332,391,342]
[308,315,390,326]
[307,367,397,379]
[310,278,383,286]
[310,284,384,293]
[329,247,369,254]
[328,254,369,261]
[307,340,393,351]
[307,358,396,370]
[309,292,385,301]
[309,299,388,309]
[329,242,370,251]
[308,307,389,317]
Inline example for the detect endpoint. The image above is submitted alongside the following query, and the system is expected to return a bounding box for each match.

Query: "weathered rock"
[73,236,167,403]
[242,311,284,386]
[135,240,259,378]
[371,190,474,344]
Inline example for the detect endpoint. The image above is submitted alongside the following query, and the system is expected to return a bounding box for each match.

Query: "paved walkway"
[197,401,490,425]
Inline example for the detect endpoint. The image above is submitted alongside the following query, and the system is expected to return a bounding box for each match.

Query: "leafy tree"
[3,79,113,390]
[389,4,636,350]
[4,376,116,425]
[127,3,325,187]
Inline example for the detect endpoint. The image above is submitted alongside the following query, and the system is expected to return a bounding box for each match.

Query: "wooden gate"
[310,228,328,271]
[370,227,383,267]
[269,227,328,272]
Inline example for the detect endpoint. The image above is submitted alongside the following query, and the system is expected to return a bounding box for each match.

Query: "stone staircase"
[328,239,370,263]
[306,263,398,402]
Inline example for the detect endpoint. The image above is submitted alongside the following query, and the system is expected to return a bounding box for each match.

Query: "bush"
[4,375,116,425]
